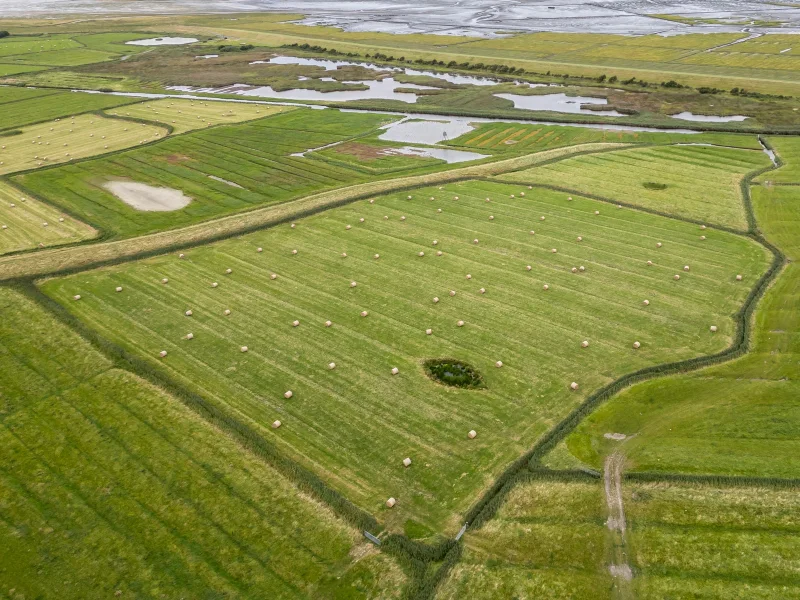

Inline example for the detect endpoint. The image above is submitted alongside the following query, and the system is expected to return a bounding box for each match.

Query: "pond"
[424,359,484,388]
[380,145,487,163]
[378,117,477,144]
[670,111,748,122]
[494,92,625,116]
[126,37,199,46]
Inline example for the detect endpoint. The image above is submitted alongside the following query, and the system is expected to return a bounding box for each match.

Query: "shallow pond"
[378,117,477,144]
[381,145,487,163]
[670,111,748,122]
[495,92,625,116]
[126,37,198,46]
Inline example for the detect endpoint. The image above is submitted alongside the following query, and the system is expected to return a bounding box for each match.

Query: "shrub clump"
[643,181,668,190]
[423,358,484,388]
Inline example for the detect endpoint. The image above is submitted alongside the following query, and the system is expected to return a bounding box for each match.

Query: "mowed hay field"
[41,180,770,532]
[0,287,405,599]
[0,113,168,176]
[438,478,613,600]
[106,98,289,134]
[626,481,800,599]
[12,109,405,239]
[0,88,140,130]
[501,145,771,230]
[0,181,96,255]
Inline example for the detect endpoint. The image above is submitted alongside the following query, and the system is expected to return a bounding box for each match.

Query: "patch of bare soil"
[103,180,191,211]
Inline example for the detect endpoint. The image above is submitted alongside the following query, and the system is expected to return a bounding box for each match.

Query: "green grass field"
[0,181,96,255]
[0,286,405,599]
[501,145,771,229]
[39,178,769,532]
[0,113,168,176]
[0,90,141,131]
[106,98,288,133]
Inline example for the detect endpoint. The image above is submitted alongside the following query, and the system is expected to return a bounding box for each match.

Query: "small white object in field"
[419,251,425,257]
[241,346,248,353]
[552,248,557,253]
[457,320,465,327]
[161,278,169,284]
[479,288,486,294]
[594,210,600,215]
[185,310,193,317]
[2,225,7,230]
[391,367,399,375]
[350,281,357,288]
[359,218,365,223]
[436,250,443,256]
[433,297,439,303]
[224,309,231,316]
[526,265,532,271]
[186,333,194,340]
[571,267,578,273]
[674,274,681,280]
[384,215,389,219]
[346,225,351,230]
[540,216,545,221]
[433,240,438,246]
[43,222,48,227]
[736,274,743,281]
[449,290,456,297]
[291,223,296,228]
[211,282,218,288]
[647,260,653,266]
[577,236,582,242]
[710,325,718,332]
[684,266,690,272]
[520,192,525,196]
[431,197,435,200]
[73,294,81,301]
[486,197,491,202]
[369,199,375,204]
[403,457,412,467]
[325,320,332,327]
[426,328,432,335]
[342,252,348,258]
[468,430,477,439]
[568,196,572,201]
[495,361,503,368]
[511,194,515,198]
[439,186,443,190]
[700,225,707,230]
[115,286,123,292]
[291,249,298,255]
[293,320,300,327]
[329,362,336,369]
[643,299,650,306]
[400,216,406,221]
[700,235,707,240]
[179,253,185,259]
[272,420,282,429]
[570,382,579,391]
[617,204,622,209]
[258,248,263,253]
[437,208,442,213]
[59,217,64,222]
[374,254,380,259]
[284,390,292,398]
[270,273,277,280]
[361,311,368,317]
[543,284,549,291]
[160,350,167,358]
[466,274,472,280]
[407,195,412,199]
[656,242,662,248]
[579,266,585,272]
[386,497,396,508]
[225,268,232,274]
[489,215,494,220]
[9,204,14,208]
[454,196,459,200]
[473,239,479,244]
[581,340,589,348]
[530,230,535,235]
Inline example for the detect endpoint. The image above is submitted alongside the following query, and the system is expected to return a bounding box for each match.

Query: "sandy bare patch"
[103,181,191,212]
[604,432,627,440]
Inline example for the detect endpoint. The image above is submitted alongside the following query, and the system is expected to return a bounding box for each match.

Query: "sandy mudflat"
[103,180,191,211]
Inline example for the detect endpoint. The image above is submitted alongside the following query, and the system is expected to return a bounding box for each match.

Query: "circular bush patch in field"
[423,358,484,389]
[642,181,668,190]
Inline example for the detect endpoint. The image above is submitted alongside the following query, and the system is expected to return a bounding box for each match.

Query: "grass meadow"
[39,180,769,532]
[0,113,168,176]
[0,286,405,599]
[0,181,96,255]
[501,145,771,229]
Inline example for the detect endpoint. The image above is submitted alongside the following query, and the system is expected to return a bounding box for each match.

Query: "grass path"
[0,142,627,281]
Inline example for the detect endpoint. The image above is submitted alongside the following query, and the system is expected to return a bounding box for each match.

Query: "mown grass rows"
[0,90,141,131]
[41,180,768,532]
[0,287,405,599]
[502,144,770,229]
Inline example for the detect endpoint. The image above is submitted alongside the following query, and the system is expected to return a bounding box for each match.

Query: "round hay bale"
[391,367,399,375]
[526,265,532,271]
[520,192,525,197]
[489,215,494,221]
[449,290,456,297]
[426,328,433,335]
[162,278,169,284]
[270,273,278,280]
[581,340,589,348]
[540,216,545,221]
[736,274,743,281]
[374,254,380,259]
[346,225,351,230]
[73,294,81,301]
[433,297,439,303]
[468,430,477,439]
[225,268,232,274]
[224,309,231,316]
[325,320,332,327]
[674,274,681,280]
[211,282,218,288]
[684,265,690,272]
[570,382,579,391]
[293,320,300,327]
[510,194,515,198]
[436,250,443,256]
[241,346,248,353]
[433,240,438,246]
[407,195,412,199]
[656,242,662,248]
[291,223,296,229]
[384,215,389,220]
[329,362,336,369]
[419,251,425,257]
[457,320,465,327]
[571,267,578,273]
[594,211,600,215]
[710,325,718,332]
[617,204,622,209]
[369,199,375,204]
[291,249,298,255]
[486,197,491,202]
[700,225,707,230]
[473,239,479,244]
[568,196,572,201]
[350,281,357,288]
[466,274,472,280]
[115,286,123,292]
[643,299,650,306]
[647,260,653,266]
[185,310,193,317]
[400,216,406,221]
[59,217,64,222]
[700,235,707,241]
[159,350,167,358]
[359,218,365,223]
[543,284,549,291]
[633,341,641,349]
[579,266,585,272]
[386,497,396,508]
[272,420,282,429]
[437,208,442,213]
[495,361,503,368]
[257,247,263,253]
[284,390,292,398]
[186,333,194,340]
[551,248,558,253]
[403,457,412,467]
[342,252,348,258]
[361,311,369,317]
[577,236,583,242]
[454,196,459,200]
[479,288,486,294]
[430,197,435,200]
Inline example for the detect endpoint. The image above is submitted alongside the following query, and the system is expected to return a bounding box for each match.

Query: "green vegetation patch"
[0,90,141,130]
[40,181,769,531]
[0,286,405,599]
[501,145,770,229]
[642,181,667,190]
[424,358,485,388]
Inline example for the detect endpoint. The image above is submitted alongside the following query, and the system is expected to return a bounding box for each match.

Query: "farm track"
[0,142,627,281]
